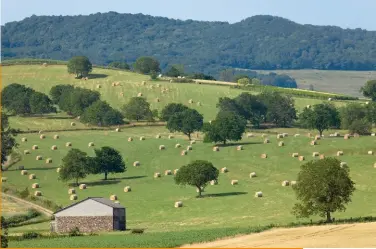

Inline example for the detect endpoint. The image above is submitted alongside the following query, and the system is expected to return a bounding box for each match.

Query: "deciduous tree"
[361,80,376,101]
[59,149,90,186]
[67,56,92,78]
[167,108,203,140]
[121,97,153,122]
[160,103,189,121]
[90,147,126,180]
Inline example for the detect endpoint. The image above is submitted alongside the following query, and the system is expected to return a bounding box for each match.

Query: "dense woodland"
[2,12,376,76]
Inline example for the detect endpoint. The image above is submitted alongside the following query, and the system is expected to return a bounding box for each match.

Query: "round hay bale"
[70,194,78,200]
[231,180,238,185]
[120,92,124,97]
[115,128,120,132]
[237,145,243,151]
[197,102,201,106]
[173,169,179,175]
[250,172,257,178]
[319,154,325,159]
[1,177,7,182]
[29,174,36,180]
[374,162,376,168]
[282,133,289,137]
[264,139,270,144]
[298,156,305,161]
[155,134,161,139]
[54,134,59,139]
[190,140,196,145]
[291,181,297,186]
[42,63,47,67]
[32,145,38,150]
[32,183,40,189]
[315,135,321,140]
[45,158,52,164]
[282,180,290,186]
[312,152,319,157]
[154,172,161,178]
[141,81,146,85]
[261,153,267,159]
[371,133,375,137]
[277,134,283,139]
[34,191,42,196]
[68,189,76,194]
[156,84,161,87]
[221,167,228,173]
[175,201,183,208]
[188,99,193,104]
[36,156,42,161]
[168,135,174,139]
[51,145,57,150]
[213,146,219,152]
[70,122,76,126]
[56,168,61,173]
[255,191,263,197]
[310,140,317,145]
[139,137,145,141]
[165,170,172,176]
[128,137,133,142]
[155,98,160,102]
[337,151,344,156]
[247,133,254,138]
[96,84,101,89]
[210,180,218,185]
[133,161,140,167]
[294,134,300,137]
[368,151,374,155]
[340,162,347,167]
[66,142,72,147]
[137,93,143,97]
[124,186,131,192]
[278,141,284,147]
[159,145,166,150]
[175,143,181,148]
[306,105,311,108]
[187,145,193,151]
[24,150,30,155]
[40,134,46,139]
[292,153,299,158]
[88,142,95,147]
[22,137,27,142]
[344,134,351,140]
[328,98,332,101]
[79,184,87,190]
[181,150,188,156]
[110,195,117,201]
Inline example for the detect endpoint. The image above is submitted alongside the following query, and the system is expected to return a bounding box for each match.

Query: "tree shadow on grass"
[74,180,121,187]
[217,142,263,147]
[205,192,248,198]
[89,74,108,79]
[6,167,56,172]
[107,176,147,181]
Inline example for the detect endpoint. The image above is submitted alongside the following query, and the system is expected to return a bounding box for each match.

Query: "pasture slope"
[2,64,376,247]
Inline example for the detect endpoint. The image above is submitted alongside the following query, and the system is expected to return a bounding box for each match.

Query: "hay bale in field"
[154,172,161,178]
[320,154,325,159]
[188,99,193,104]
[282,180,290,186]
[261,134,267,138]
[34,191,42,196]
[56,168,61,173]
[71,122,76,126]
[374,163,376,168]
[371,133,375,136]
[328,98,332,101]
[250,172,257,178]
[18,165,25,170]
[181,150,188,156]
[140,136,145,141]
[196,187,204,193]
[197,102,201,106]
[165,170,172,175]
[124,186,131,192]
[168,135,174,139]
[51,145,57,150]
[32,183,40,189]
[255,191,263,197]
[314,135,321,140]
[88,142,95,147]
[65,142,72,147]
[42,63,47,67]
[70,194,78,200]
[261,153,267,159]
[173,169,179,175]
[221,167,228,173]
[137,93,143,97]
[190,140,196,145]
[40,134,45,139]
[156,84,161,87]
[175,201,183,208]
[264,139,270,144]
[344,134,350,140]
[133,161,140,167]
[277,134,283,139]
[24,150,30,155]
[310,140,317,145]
[110,195,117,201]
[291,181,297,186]
[36,155,42,161]
[141,81,146,85]
[213,146,220,152]
[306,105,311,108]
[247,133,254,138]
[1,177,7,182]
[22,137,27,142]
[292,153,299,158]
[231,180,238,185]
[115,128,120,132]
[45,158,52,164]
[368,151,374,155]
[294,134,300,137]
[337,151,344,156]
[175,143,181,148]
[312,152,319,157]
[282,133,289,137]
[128,137,133,142]
[29,174,36,180]
[307,133,312,138]
[187,145,193,151]
[237,145,243,151]
[278,141,284,147]
[53,134,59,139]
[79,184,87,190]
[210,180,217,185]
[334,132,340,137]
[68,189,76,194]
[155,98,160,102]
[155,134,161,139]
[96,84,101,89]
[340,162,347,167]
[299,156,305,161]
[159,145,166,150]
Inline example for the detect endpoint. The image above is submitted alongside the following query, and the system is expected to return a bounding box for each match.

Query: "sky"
[1,0,376,30]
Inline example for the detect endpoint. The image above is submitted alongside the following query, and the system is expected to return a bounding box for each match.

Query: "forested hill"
[2,12,376,74]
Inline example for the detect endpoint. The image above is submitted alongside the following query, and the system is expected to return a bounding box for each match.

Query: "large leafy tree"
[67,56,92,78]
[59,149,90,186]
[361,80,376,101]
[203,111,247,145]
[299,103,340,136]
[292,158,355,222]
[121,97,153,122]
[366,102,376,124]
[81,100,124,126]
[234,93,267,127]
[166,108,203,140]
[339,103,368,129]
[175,160,219,197]
[29,92,56,114]
[160,103,189,121]
[1,113,17,169]
[90,147,126,180]
[49,85,74,104]
[133,56,160,74]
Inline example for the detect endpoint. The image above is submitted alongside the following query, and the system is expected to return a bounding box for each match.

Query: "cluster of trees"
[1,113,17,169]
[59,146,125,185]
[2,84,56,115]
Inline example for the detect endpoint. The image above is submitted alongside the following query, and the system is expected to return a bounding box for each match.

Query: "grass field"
[1,196,29,217]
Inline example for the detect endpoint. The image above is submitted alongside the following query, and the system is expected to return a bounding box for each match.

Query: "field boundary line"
[2,193,54,217]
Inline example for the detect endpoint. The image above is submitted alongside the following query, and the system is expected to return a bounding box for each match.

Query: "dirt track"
[181,222,376,248]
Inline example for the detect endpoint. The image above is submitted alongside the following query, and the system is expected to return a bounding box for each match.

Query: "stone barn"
[52,197,126,233]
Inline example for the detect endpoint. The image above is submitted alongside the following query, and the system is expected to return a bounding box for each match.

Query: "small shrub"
[68,227,82,237]
[19,187,30,198]
[131,229,145,234]
[348,119,372,135]
[22,232,41,240]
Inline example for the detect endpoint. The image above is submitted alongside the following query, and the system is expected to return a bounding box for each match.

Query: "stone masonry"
[56,216,113,233]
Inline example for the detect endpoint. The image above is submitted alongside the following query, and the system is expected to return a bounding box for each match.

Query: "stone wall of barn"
[56,216,113,233]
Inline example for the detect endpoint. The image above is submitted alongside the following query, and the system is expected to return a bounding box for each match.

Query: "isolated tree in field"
[203,111,247,145]
[1,216,8,248]
[81,100,124,126]
[299,103,340,136]
[133,56,161,74]
[108,61,130,70]
[167,108,203,140]
[175,160,219,197]
[237,77,250,85]
[1,113,17,169]
[160,103,189,121]
[361,80,376,101]
[67,56,92,78]
[292,158,355,223]
[49,85,74,104]
[121,97,153,122]
[59,149,90,186]
[90,147,126,180]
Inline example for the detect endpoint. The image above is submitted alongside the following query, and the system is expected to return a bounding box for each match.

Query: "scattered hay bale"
[210,180,217,185]
[261,153,267,159]
[340,162,347,167]
[21,170,28,175]
[299,156,305,161]
[314,135,321,140]
[139,136,145,141]
[165,170,172,175]
[371,133,375,136]
[208,120,212,124]
[71,122,76,126]
[306,105,311,108]
[32,183,40,189]
[328,98,332,101]
[294,134,300,137]
[374,163,376,168]
[1,177,7,182]
[34,191,42,196]
[40,134,46,139]
[156,84,161,87]
[282,180,290,186]
[96,84,101,89]
[124,186,131,192]
[368,151,374,155]
[36,156,42,161]
[196,187,204,193]
[221,167,228,173]
[255,191,263,197]
[137,93,143,97]
[278,141,284,147]
[344,134,350,140]
[277,134,283,139]
[291,181,297,186]
[29,174,36,180]
[237,145,243,151]
[310,140,317,145]
[319,154,325,159]
[133,161,140,167]
[155,98,160,102]
[156,134,161,139]
[187,145,193,151]
[168,135,174,139]
[115,128,120,132]
[181,150,188,156]
[24,150,30,155]
[247,133,254,138]
[56,168,61,173]
[110,195,117,201]
[213,146,220,152]
[188,99,193,104]
[22,137,27,142]
[51,145,57,150]
[264,139,270,144]
[231,180,238,185]
[312,152,319,157]
[42,63,47,67]
[154,172,161,178]
[128,137,133,142]
[45,158,52,164]
[70,194,78,200]
[18,165,25,170]
[282,133,289,137]
[250,172,257,178]
[88,142,95,147]
[32,145,38,150]
[197,102,201,106]
[53,134,59,139]
[173,169,179,175]
[337,151,344,156]
[79,184,87,190]
[190,140,196,145]
[175,144,181,148]
[68,189,76,194]
[175,201,183,208]
[292,153,299,158]
[141,81,146,85]
[307,133,312,138]
[66,142,72,147]
[334,132,340,137]
[159,145,166,150]
[261,134,267,138]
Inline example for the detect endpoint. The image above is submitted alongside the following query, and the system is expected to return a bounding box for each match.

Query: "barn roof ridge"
[53,197,124,215]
